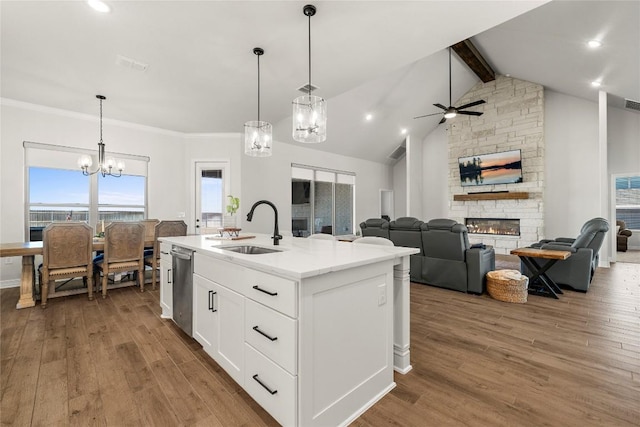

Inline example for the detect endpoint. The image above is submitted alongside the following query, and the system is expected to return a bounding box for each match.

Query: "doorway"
[194,161,230,235]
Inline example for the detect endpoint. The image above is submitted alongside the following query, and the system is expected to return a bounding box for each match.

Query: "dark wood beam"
[451,39,495,83]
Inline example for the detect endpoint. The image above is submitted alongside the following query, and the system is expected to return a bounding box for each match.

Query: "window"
[291,165,355,237]
[616,176,640,229]
[24,142,149,240]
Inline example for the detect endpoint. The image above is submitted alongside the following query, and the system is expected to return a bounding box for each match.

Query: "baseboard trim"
[0,279,20,289]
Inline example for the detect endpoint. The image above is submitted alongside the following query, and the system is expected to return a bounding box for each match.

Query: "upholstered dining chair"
[308,233,336,240]
[140,219,160,244]
[39,222,94,308]
[94,222,145,298]
[353,236,394,246]
[144,220,187,289]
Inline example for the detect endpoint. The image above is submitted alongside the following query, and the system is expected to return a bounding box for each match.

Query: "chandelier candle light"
[292,4,326,143]
[244,47,272,157]
[78,95,124,177]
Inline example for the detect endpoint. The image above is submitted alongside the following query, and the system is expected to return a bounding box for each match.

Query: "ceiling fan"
[413,47,486,124]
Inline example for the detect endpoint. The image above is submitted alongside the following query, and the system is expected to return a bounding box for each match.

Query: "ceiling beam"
[451,39,495,83]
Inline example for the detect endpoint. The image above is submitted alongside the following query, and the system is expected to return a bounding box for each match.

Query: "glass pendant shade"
[244,120,272,157]
[292,94,327,143]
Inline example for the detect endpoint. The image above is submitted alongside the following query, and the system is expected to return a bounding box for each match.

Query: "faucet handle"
[272,234,283,245]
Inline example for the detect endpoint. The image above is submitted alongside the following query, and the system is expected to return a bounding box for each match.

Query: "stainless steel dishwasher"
[170,245,194,336]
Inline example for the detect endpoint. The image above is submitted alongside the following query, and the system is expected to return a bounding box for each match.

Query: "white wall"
[421,125,449,220]
[608,106,640,175]
[183,133,243,234]
[392,156,406,218]
[406,135,423,219]
[240,140,392,237]
[544,91,601,238]
[0,100,186,284]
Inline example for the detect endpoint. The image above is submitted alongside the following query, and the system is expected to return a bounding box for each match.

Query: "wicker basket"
[486,269,529,303]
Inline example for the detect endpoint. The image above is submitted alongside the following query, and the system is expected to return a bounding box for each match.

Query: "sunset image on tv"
[458,150,523,186]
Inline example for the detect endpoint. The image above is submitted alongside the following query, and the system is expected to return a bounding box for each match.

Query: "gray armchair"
[420,219,495,294]
[389,217,424,282]
[524,217,609,291]
[359,218,390,239]
[617,220,632,252]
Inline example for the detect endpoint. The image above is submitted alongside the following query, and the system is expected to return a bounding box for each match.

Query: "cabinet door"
[193,274,217,354]
[214,283,245,386]
[159,253,172,319]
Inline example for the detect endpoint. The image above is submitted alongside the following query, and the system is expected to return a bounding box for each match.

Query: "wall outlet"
[177,212,185,218]
[378,283,386,306]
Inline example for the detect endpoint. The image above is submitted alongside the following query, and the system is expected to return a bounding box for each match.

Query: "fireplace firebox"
[465,218,520,236]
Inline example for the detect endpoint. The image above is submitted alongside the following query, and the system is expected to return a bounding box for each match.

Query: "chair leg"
[102,270,108,299]
[139,267,144,293]
[41,279,49,309]
[87,273,94,301]
[151,265,157,291]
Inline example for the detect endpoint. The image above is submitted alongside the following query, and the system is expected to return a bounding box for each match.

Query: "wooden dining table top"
[0,239,154,257]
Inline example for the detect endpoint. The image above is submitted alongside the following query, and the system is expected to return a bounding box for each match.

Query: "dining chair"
[308,233,335,240]
[39,222,94,308]
[353,236,394,246]
[94,222,145,298]
[140,219,160,243]
[144,220,187,289]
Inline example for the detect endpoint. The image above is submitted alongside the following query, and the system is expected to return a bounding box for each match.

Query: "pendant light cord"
[257,53,261,122]
[308,13,312,97]
[448,47,452,106]
[99,97,104,144]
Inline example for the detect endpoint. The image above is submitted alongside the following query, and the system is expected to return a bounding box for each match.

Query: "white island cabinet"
[160,234,418,427]
[159,242,173,318]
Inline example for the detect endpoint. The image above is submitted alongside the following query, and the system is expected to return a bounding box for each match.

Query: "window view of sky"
[30,167,145,206]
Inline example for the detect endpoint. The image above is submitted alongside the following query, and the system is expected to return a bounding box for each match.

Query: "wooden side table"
[510,247,572,299]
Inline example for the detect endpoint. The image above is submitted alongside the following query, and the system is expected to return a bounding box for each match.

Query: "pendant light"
[78,95,124,177]
[292,4,326,143]
[244,47,272,157]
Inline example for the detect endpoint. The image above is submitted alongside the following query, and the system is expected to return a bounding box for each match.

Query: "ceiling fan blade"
[439,117,447,124]
[433,103,448,111]
[456,99,486,110]
[458,111,483,116]
[413,112,444,119]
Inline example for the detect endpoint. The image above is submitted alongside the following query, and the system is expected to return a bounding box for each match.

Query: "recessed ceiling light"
[87,0,110,13]
[591,80,602,87]
[587,40,602,48]
[401,129,407,135]
[365,113,373,121]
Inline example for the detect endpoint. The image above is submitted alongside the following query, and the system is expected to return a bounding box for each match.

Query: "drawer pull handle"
[252,374,278,395]
[252,285,278,296]
[168,269,172,284]
[253,325,278,341]
[209,290,217,312]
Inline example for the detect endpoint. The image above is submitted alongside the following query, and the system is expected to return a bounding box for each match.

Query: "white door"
[194,161,230,235]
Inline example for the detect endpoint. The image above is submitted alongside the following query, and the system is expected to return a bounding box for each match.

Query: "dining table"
[0,238,153,309]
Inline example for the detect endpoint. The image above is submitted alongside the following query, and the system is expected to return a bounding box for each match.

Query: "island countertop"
[160,234,419,280]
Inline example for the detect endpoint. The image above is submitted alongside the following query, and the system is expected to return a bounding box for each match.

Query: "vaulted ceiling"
[1,1,637,164]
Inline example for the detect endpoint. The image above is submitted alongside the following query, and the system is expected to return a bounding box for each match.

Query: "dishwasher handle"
[170,249,192,260]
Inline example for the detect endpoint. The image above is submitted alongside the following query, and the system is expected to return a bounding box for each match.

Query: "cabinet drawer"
[245,299,297,375]
[244,269,297,318]
[245,344,296,427]
[194,253,297,317]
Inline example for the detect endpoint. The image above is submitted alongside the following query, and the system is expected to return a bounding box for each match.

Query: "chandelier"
[78,95,124,177]
[292,4,326,143]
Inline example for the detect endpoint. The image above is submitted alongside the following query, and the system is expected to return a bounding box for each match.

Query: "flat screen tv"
[458,149,523,187]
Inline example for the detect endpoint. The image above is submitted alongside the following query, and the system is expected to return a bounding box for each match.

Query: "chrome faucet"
[246,200,282,245]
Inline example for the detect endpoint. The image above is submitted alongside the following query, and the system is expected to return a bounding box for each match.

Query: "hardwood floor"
[1,263,639,426]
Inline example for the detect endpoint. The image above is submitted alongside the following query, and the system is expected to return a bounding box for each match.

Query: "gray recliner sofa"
[420,219,495,294]
[359,218,390,239]
[359,217,495,293]
[524,217,609,292]
[389,217,425,282]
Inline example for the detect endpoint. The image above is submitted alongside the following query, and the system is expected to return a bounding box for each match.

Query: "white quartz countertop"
[160,234,419,280]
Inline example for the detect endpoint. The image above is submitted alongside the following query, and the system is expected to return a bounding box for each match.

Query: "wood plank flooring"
[1,262,639,426]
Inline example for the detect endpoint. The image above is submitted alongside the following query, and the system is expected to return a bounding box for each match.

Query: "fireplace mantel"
[453,192,529,201]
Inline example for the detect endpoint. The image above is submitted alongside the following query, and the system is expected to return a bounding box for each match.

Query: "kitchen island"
[159,234,418,427]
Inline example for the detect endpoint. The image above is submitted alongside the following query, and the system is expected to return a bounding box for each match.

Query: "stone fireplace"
[465,218,520,236]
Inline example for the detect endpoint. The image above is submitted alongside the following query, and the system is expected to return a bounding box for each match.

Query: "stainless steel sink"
[220,245,282,255]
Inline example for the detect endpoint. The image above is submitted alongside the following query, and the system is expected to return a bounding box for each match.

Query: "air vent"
[624,98,640,112]
[388,141,406,160]
[116,54,149,72]
[297,83,319,93]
